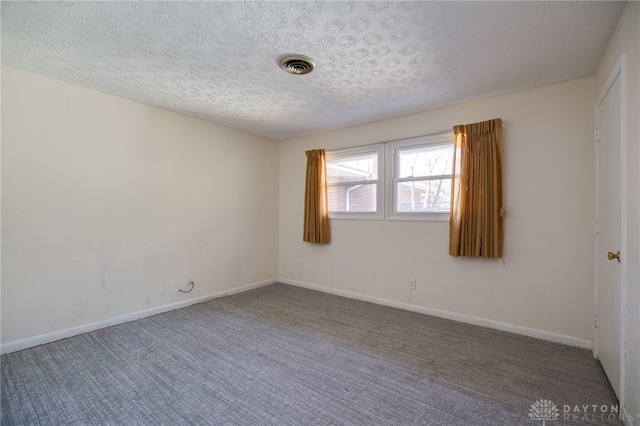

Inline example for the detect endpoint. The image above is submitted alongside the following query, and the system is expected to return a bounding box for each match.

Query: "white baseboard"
[279,278,593,350]
[0,278,278,355]
[622,405,634,426]
[2,277,593,355]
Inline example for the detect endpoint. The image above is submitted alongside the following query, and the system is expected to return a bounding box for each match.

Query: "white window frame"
[385,132,454,222]
[326,144,384,220]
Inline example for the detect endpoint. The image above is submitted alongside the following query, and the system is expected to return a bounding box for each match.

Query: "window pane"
[329,183,377,213]
[398,145,453,178]
[327,153,378,184]
[396,179,451,212]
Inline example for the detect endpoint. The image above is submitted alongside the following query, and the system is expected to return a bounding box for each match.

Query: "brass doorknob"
[607,251,621,262]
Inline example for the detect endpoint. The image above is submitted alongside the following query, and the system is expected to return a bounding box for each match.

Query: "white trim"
[619,54,628,410]
[326,143,385,221]
[385,132,454,221]
[594,97,602,359]
[385,212,450,222]
[326,129,453,154]
[279,278,592,350]
[621,405,633,426]
[0,278,278,355]
[596,56,623,106]
[326,143,384,159]
[594,54,627,405]
[327,130,457,223]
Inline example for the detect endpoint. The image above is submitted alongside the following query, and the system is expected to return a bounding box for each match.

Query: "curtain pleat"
[303,149,330,244]
[449,118,503,258]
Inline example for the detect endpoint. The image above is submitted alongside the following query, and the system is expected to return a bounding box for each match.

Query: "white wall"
[1,66,279,346]
[596,1,640,418]
[280,77,596,343]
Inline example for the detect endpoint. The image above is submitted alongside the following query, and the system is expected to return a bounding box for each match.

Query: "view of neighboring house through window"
[326,144,384,219]
[325,132,453,221]
[388,133,454,220]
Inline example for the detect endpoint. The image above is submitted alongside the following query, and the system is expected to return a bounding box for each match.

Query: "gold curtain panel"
[450,118,503,258]
[303,149,331,244]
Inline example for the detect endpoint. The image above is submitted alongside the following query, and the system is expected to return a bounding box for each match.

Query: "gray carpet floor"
[1,283,618,425]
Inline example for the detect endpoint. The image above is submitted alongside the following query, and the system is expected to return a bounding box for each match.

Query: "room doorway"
[595,56,626,403]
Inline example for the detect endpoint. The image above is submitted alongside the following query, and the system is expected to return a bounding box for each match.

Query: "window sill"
[328,213,449,222]
[386,213,450,222]
[329,213,384,221]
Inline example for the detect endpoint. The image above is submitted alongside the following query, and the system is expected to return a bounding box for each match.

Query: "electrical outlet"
[409,280,417,290]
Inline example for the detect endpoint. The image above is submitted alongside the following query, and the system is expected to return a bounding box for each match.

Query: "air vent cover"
[279,55,316,75]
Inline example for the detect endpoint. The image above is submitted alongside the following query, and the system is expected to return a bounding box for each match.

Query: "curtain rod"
[327,121,505,153]
[328,129,452,153]
[383,128,453,143]
[388,121,506,140]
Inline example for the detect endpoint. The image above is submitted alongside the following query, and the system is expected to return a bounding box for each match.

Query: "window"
[387,133,454,221]
[326,144,384,220]
[325,132,453,221]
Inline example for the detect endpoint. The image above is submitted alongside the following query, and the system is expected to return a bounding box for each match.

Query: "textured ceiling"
[1,1,626,141]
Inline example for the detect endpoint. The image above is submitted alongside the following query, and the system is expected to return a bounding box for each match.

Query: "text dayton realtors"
[562,404,626,423]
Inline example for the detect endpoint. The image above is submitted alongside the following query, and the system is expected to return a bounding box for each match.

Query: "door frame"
[594,54,627,405]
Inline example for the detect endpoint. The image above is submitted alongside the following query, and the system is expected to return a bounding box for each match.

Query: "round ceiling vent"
[279,55,316,75]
